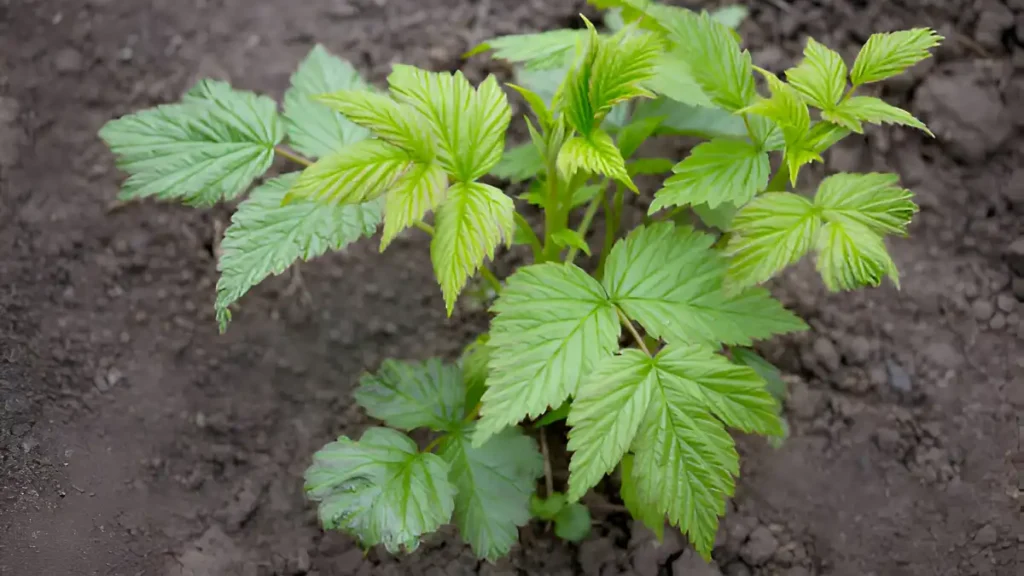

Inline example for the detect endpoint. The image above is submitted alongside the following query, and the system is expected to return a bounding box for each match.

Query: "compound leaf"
[617,115,665,159]
[649,138,769,212]
[315,90,435,161]
[724,192,821,287]
[380,161,449,250]
[560,22,602,135]
[286,139,412,205]
[633,98,747,140]
[283,45,370,159]
[354,359,465,432]
[785,37,847,110]
[662,10,756,112]
[646,50,715,109]
[474,263,620,446]
[814,172,917,236]
[491,142,545,183]
[603,222,806,347]
[822,96,932,136]
[99,79,283,205]
[431,182,515,315]
[214,174,380,330]
[304,427,455,553]
[557,130,636,192]
[440,425,544,561]
[815,220,899,291]
[461,334,491,409]
[551,229,592,256]
[850,28,943,86]
[467,29,586,70]
[619,454,664,540]
[589,29,661,116]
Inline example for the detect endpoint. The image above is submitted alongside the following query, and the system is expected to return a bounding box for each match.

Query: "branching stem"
[617,307,651,356]
[540,427,554,497]
[274,145,313,167]
[566,184,604,264]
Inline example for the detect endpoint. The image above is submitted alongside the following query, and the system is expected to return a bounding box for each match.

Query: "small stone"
[670,550,722,576]
[739,526,778,566]
[1006,237,1024,277]
[997,294,1017,313]
[874,427,903,454]
[812,337,841,372]
[974,3,1014,51]
[990,313,1007,331]
[922,341,964,369]
[972,299,995,321]
[787,383,824,420]
[332,548,366,576]
[579,538,617,576]
[842,335,872,365]
[974,524,997,546]
[54,47,84,73]
[10,423,30,437]
[886,360,913,393]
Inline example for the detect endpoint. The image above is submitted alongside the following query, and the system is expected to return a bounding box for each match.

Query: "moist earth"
[1,1,1022,575]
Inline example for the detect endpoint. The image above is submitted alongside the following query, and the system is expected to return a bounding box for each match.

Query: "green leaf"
[603,222,806,346]
[461,335,491,409]
[440,425,544,561]
[388,66,512,182]
[711,4,749,29]
[803,120,851,153]
[557,130,636,192]
[552,229,592,256]
[315,90,435,161]
[588,29,661,117]
[724,192,821,288]
[850,28,943,86]
[474,263,620,446]
[742,68,810,138]
[784,37,848,110]
[353,359,465,431]
[662,10,756,111]
[507,83,556,130]
[567,349,656,501]
[554,502,592,542]
[815,220,899,291]
[571,183,606,208]
[617,115,664,158]
[214,174,380,330]
[649,138,770,212]
[822,96,932,136]
[491,142,545,183]
[535,401,571,427]
[560,22,602,135]
[98,80,283,205]
[431,182,515,315]
[286,139,412,205]
[530,492,568,520]
[380,161,449,250]
[628,157,676,176]
[633,98,747,140]
[516,65,570,109]
[814,172,916,236]
[619,454,664,540]
[304,427,455,553]
[646,50,715,108]
[467,29,586,70]
[283,45,370,159]
[731,347,786,404]
[692,202,738,230]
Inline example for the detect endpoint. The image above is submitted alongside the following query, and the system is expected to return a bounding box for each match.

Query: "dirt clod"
[739,526,779,567]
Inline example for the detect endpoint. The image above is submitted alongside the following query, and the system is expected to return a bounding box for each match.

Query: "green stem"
[566,184,604,264]
[514,212,543,262]
[741,113,757,145]
[596,185,624,280]
[274,146,313,167]
[424,436,444,453]
[412,221,435,235]
[616,307,651,356]
[479,266,502,294]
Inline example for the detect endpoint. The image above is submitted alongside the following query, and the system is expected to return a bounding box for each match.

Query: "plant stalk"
[514,212,543,262]
[274,146,313,167]
[565,185,604,264]
[617,307,651,356]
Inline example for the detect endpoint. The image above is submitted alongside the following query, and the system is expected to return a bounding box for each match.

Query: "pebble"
[670,550,722,576]
[974,524,997,547]
[989,313,1007,331]
[54,47,84,73]
[739,526,778,566]
[922,341,964,369]
[972,299,995,321]
[886,360,913,393]
[1006,237,1024,277]
[974,3,1014,50]
[842,335,872,365]
[812,337,841,372]
[996,294,1017,313]
[914,71,1013,163]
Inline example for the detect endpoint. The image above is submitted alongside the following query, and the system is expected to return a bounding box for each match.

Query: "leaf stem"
[274,145,313,167]
[479,266,502,294]
[565,183,604,264]
[540,427,554,497]
[465,402,481,421]
[514,212,543,261]
[412,221,435,235]
[741,113,757,145]
[424,436,444,453]
[616,307,651,356]
[595,184,623,280]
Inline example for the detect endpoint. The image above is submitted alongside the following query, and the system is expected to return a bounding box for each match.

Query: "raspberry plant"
[99,0,941,563]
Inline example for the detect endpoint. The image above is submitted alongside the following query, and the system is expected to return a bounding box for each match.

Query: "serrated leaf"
[560,22,602,135]
[353,359,465,431]
[571,183,606,208]
[516,65,571,108]
[692,202,738,230]
[507,83,556,130]
[815,220,899,291]
[814,172,916,236]
[589,29,661,117]
[645,50,715,108]
[554,503,592,542]
[491,142,545,183]
[461,334,491,409]
[552,229,591,256]
[99,80,283,205]
[850,28,943,86]
[388,66,512,182]
[803,120,851,152]
[730,347,786,404]
[530,492,568,521]
[662,10,756,111]
[822,96,932,136]
[617,116,664,158]
[315,90,435,161]
[628,157,675,176]
[711,4,749,29]
[603,222,806,346]
[535,401,571,427]
[724,192,821,287]
[440,425,544,561]
[633,98,747,140]
[743,68,810,138]
[557,130,636,192]
[785,37,848,110]
[381,161,448,250]
[474,263,620,446]
[304,427,455,553]
[214,174,380,330]
[286,139,412,205]
[431,182,515,315]
[649,138,769,212]
[283,45,371,159]
[467,29,587,70]
[619,454,664,540]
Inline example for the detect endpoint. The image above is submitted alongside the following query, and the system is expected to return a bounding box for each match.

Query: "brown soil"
[1,1,1022,575]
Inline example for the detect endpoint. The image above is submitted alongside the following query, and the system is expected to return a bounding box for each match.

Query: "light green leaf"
[507,83,556,130]
[491,142,545,183]
[315,90,435,161]
[431,182,515,315]
[381,161,449,250]
[99,80,283,205]
[283,45,370,159]
[814,172,916,236]
[692,202,738,230]
[353,359,465,431]
[617,115,664,158]
[388,66,512,182]
[551,229,592,256]
[815,220,899,291]
[603,222,806,346]
[662,10,756,111]
[516,65,571,108]
[803,120,851,153]
[628,157,676,176]
[850,28,943,86]
[619,454,664,541]
[822,96,932,136]
[645,50,715,108]
[461,334,491,409]
[785,37,848,110]
[560,22,602,135]
[304,427,455,553]
[440,425,544,561]
[742,68,810,138]
[633,98,747,140]
[711,4,749,29]
[589,29,661,116]
[214,175,379,330]
[474,263,620,446]
[467,29,587,70]
[554,503,592,542]
[567,349,656,501]
[649,138,770,212]
[747,114,785,151]
[557,130,636,192]
[731,347,786,404]
[530,493,568,521]
[286,139,411,205]
[535,401,571,427]
[571,183,606,208]
[724,192,821,287]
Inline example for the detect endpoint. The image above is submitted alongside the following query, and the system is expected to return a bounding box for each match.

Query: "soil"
[1,0,1022,575]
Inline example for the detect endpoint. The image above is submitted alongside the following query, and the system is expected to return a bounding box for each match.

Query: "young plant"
[98,0,941,563]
